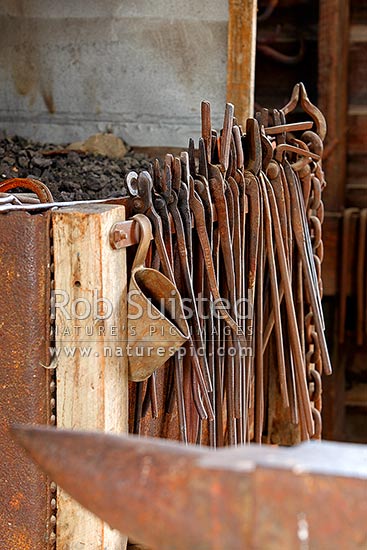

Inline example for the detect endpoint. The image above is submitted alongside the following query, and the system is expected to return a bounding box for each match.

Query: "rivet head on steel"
[110,225,128,249]
[113,228,127,242]
[133,198,144,211]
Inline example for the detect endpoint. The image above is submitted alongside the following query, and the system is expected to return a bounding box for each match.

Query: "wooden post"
[318,0,349,212]
[52,204,128,550]
[226,0,258,127]
[318,0,349,442]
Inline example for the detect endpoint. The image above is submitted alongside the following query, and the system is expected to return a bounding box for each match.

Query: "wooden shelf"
[345,384,367,408]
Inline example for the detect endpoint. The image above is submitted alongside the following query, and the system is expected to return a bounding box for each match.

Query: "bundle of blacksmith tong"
[126,82,331,446]
[0,82,330,447]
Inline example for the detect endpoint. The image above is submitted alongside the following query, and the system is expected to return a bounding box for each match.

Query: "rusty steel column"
[0,211,54,548]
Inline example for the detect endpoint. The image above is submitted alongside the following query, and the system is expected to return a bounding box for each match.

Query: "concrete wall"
[0,1,228,146]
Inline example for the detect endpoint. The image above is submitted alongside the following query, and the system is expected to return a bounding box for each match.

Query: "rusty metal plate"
[0,211,53,549]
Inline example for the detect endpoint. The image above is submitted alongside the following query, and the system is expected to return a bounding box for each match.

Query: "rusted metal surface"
[264,121,313,135]
[123,86,332,445]
[0,195,137,215]
[13,425,367,550]
[127,214,189,382]
[109,219,153,250]
[257,39,305,65]
[0,177,54,203]
[0,210,54,549]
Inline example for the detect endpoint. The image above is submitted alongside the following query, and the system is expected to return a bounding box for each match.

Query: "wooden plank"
[321,299,346,441]
[347,112,367,154]
[349,42,367,106]
[227,0,258,127]
[318,0,350,211]
[346,151,367,207]
[350,24,367,42]
[346,188,367,208]
[52,204,128,550]
[321,213,341,296]
[346,384,367,408]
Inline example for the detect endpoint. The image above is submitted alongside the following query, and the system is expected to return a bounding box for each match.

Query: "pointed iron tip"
[299,81,308,97]
[11,422,52,451]
[226,101,234,113]
[11,424,218,550]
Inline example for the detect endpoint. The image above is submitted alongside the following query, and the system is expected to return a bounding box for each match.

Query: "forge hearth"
[0,135,153,201]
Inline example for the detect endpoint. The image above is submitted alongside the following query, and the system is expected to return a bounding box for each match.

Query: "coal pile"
[0,135,152,201]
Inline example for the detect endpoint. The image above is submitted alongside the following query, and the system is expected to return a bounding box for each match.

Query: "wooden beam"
[52,204,128,550]
[350,24,367,42]
[318,0,350,442]
[348,42,367,106]
[227,0,258,127]
[318,0,350,211]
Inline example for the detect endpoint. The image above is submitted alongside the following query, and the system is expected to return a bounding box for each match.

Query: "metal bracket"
[109,219,152,249]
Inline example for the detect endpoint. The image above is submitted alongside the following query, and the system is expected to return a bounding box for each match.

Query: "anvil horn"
[12,425,367,550]
[12,425,249,550]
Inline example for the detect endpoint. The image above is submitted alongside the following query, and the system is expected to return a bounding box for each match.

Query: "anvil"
[13,425,367,550]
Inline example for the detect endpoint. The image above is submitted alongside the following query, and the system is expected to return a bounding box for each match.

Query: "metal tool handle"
[131,214,153,272]
[0,177,54,203]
